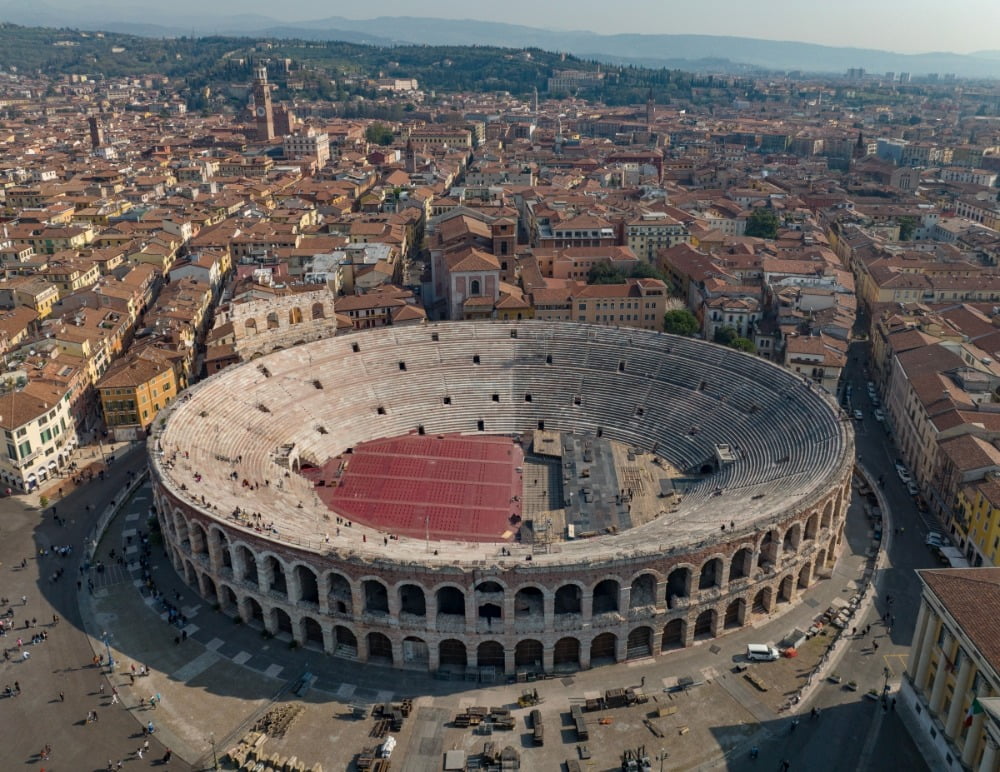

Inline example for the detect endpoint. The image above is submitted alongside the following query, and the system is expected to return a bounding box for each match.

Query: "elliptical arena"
[149,321,854,675]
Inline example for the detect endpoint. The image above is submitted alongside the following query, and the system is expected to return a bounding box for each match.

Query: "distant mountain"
[1,5,998,79]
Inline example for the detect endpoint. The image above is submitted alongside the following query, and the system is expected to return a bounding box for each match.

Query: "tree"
[744,207,780,239]
[663,309,699,336]
[364,122,394,146]
[587,262,627,285]
[730,337,756,353]
[713,326,738,346]
[897,216,917,241]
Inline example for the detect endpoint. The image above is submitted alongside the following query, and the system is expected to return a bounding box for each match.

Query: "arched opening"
[666,567,691,608]
[367,632,393,665]
[752,587,773,615]
[273,608,293,637]
[245,597,264,627]
[827,535,837,562]
[804,513,819,540]
[590,632,617,666]
[626,626,653,659]
[514,639,543,669]
[724,598,746,629]
[629,574,657,609]
[244,318,257,335]
[698,558,723,590]
[311,302,325,320]
[335,626,358,657]
[399,584,426,616]
[477,641,505,671]
[295,565,319,604]
[778,575,794,603]
[798,561,812,589]
[821,499,833,529]
[436,586,466,619]
[693,609,716,639]
[757,530,779,568]
[476,580,503,594]
[782,524,801,553]
[302,617,324,648]
[265,556,287,597]
[266,311,279,330]
[592,579,620,615]
[729,548,753,582]
[815,548,827,570]
[219,585,237,613]
[479,603,502,624]
[553,637,580,669]
[514,586,544,619]
[328,572,352,615]
[402,636,428,667]
[470,278,481,296]
[661,619,686,651]
[236,546,257,586]
[439,639,467,669]
[554,584,581,615]
[364,579,389,615]
[288,306,303,325]
[189,522,208,556]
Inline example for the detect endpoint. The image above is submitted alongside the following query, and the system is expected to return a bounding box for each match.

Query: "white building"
[283,128,330,167]
[0,383,77,492]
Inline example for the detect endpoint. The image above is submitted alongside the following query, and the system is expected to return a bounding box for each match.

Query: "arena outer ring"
[148,321,854,673]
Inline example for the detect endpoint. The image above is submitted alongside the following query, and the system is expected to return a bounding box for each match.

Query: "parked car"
[925,532,948,548]
[874,409,885,422]
[853,410,864,421]
[897,467,912,483]
[906,480,919,496]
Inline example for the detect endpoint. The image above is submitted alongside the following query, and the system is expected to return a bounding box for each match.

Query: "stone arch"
[693,608,717,639]
[514,639,543,669]
[244,596,264,627]
[367,632,393,665]
[244,318,257,335]
[758,529,779,567]
[666,566,692,607]
[402,636,428,667]
[218,583,237,613]
[301,616,324,649]
[752,587,773,615]
[724,598,746,629]
[294,563,319,605]
[554,583,582,615]
[662,619,686,651]
[590,632,617,665]
[816,548,828,570]
[311,302,325,320]
[475,580,504,622]
[236,544,260,588]
[435,585,466,619]
[514,585,545,619]
[778,575,794,603]
[477,641,505,671]
[327,571,352,615]
[334,625,358,657]
[629,573,657,609]
[626,626,654,659]
[189,521,208,556]
[439,639,467,669]
[209,526,232,570]
[592,578,620,614]
[476,580,504,593]
[798,561,812,589]
[729,547,753,582]
[470,278,481,296]
[266,311,279,330]
[288,306,303,325]
[399,583,426,617]
[827,534,837,561]
[698,557,724,590]
[804,512,819,540]
[363,578,389,615]
[199,572,217,604]
[821,499,833,529]
[263,554,287,597]
[553,637,580,669]
[182,559,196,587]
[272,607,293,638]
[782,523,801,553]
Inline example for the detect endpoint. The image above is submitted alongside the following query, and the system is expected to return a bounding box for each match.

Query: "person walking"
[162,748,172,762]
[136,746,143,759]
[58,691,64,702]
[110,692,119,705]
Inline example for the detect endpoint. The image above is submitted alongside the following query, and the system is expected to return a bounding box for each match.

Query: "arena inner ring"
[149,321,854,674]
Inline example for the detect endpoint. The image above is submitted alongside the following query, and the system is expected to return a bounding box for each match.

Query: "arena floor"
[306,433,524,542]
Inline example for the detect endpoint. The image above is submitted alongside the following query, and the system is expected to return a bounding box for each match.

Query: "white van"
[746,644,780,662]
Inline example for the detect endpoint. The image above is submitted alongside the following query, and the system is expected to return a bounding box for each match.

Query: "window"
[470,279,481,295]
[17,440,30,458]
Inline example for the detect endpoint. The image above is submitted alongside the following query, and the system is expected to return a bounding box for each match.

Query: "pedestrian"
[58,691,64,702]
[147,720,154,735]
[891,698,897,711]
[99,683,104,694]
[143,740,149,753]
[162,749,172,762]
[22,650,29,660]
[20,595,26,605]
[110,693,119,705]
[873,641,879,652]
[136,747,143,759]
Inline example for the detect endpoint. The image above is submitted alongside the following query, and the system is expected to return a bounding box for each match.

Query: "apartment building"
[97,347,180,440]
[573,278,667,331]
[0,383,77,492]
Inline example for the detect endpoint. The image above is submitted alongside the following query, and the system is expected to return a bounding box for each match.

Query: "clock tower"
[252,64,274,142]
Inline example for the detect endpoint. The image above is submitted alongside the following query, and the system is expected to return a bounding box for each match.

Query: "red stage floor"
[305,433,524,542]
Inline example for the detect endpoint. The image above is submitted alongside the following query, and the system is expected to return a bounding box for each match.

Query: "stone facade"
[228,288,340,361]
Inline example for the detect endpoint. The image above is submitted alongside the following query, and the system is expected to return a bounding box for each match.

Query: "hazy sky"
[42,0,1000,54]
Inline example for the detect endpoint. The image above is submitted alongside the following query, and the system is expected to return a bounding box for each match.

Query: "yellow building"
[955,480,1000,567]
[903,568,1000,772]
[572,278,668,331]
[97,349,179,440]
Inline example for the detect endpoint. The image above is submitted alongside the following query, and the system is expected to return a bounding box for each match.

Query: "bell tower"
[252,64,274,142]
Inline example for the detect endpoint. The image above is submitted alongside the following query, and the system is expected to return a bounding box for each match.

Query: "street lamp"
[209,732,219,770]
[659,748,668,772]
[101,630,114,671]
[883,666,891,696]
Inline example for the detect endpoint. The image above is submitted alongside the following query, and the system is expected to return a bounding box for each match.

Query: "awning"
[47,460,57,469]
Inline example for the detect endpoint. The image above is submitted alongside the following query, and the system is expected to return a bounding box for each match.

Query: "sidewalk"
[14,436,138,509]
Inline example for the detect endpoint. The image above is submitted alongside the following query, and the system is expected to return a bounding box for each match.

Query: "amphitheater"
[148,321,854,675]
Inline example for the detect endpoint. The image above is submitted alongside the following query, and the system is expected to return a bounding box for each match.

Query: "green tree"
[897,216,917,241]
[663,309,699,336]
[587,262,627,285]
[730,337,756,353]
[744,207,780,239]
[713,326,738,346]
[364,122,394,146]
